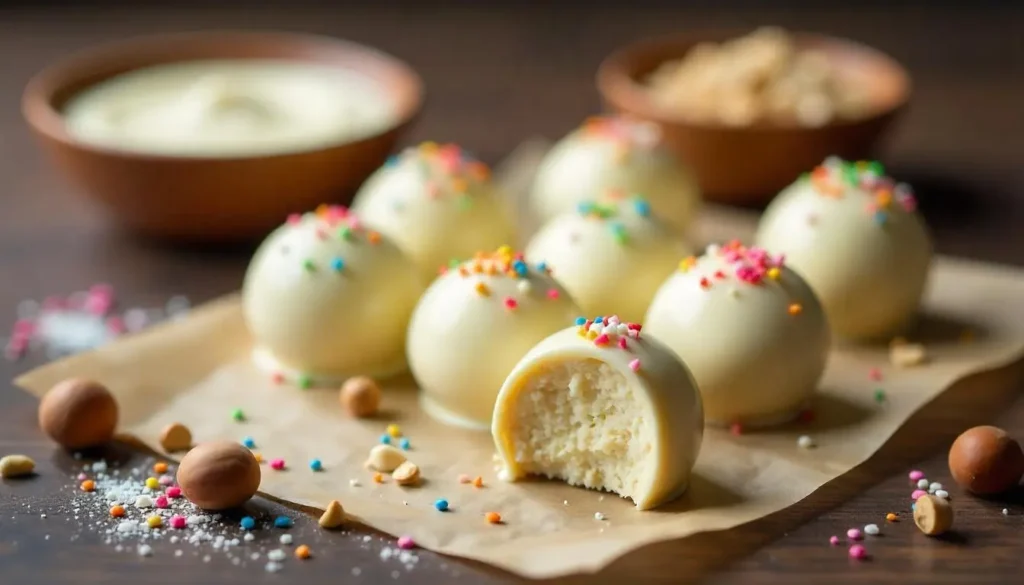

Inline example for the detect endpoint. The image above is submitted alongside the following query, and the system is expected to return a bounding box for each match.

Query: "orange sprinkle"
[886,513,898,522]
[458,266,469,277]
[474,282,490,296]
[451,178,468,193]
[373,472,385,484]
[788,303,803,316]
[485,511,502,524]
[295,545,312,559]
[153,462,168,474]
[367,231,381,244]
[80,480,96,492]
[472,476,484,488]
[110,505,125,518]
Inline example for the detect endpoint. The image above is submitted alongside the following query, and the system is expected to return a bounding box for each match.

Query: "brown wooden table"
[1,2,1023,583]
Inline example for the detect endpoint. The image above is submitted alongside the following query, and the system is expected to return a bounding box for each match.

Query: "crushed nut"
[392,461,421,486]
[364,444,407,472]
[159,422,193,452]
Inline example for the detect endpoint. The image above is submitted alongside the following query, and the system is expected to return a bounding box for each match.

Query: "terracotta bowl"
[23,31,423,242]
[597,31,911,206]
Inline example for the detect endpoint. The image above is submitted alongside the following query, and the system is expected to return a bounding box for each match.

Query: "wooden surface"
[1,2,1023,583]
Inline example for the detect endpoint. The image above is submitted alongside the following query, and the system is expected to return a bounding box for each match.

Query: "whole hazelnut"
[38,378,118,449]
[340,376,381,418]
[948,425,1024,495]
[177,441,261,510]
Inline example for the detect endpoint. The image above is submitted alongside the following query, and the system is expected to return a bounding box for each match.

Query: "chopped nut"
[159,422,193,452]
[913,494,953,536]
[890,342,927,368]
[392,461,420,486]
[318,500,345,529]
[0,454,36,478]
[364,444,407,472]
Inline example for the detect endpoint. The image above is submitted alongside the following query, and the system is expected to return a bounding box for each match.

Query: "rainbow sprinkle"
[573,193,656,245]
[805,157,917,223]
[681,242,811,316]
[575,315,643,369]
[279,206,382,277]
[579,116,661,163]
[387,142,492,209]
[439,247,567,314]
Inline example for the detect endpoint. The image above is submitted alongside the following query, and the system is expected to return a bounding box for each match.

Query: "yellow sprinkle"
[387,424,401,438]
[451,178,468,193]
[587,330,598,340]
[373,472,384,484]
[145,477,160,490]
[497,245,512,257]
[146,515,163,528]
[315,203,330,217]
[767,267,781,280]
[474,282,490,296]
[678,257,697,273]
[253,453,263,463]
[788,303,803,316]
[419,141,439,154]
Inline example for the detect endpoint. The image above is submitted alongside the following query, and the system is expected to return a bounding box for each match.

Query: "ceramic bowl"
[23,31,423,242]
[597,31,910,205]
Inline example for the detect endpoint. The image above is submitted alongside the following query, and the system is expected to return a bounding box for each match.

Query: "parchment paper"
[15,142,1024,579]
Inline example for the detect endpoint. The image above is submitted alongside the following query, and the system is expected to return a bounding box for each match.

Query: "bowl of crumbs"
[597,27,910,205]
[23,31,423,242]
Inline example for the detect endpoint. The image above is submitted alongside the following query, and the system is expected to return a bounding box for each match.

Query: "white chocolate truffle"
[492,315,703,510]
[530,116,700,233]
[644,243,829,426]
[353,142,516,279]
[525,194,691,323]
[242,206,424,385]
[756,158,932,340]
[407,247,581,429]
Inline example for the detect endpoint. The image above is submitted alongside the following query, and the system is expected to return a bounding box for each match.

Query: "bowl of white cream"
[23,31,423,242]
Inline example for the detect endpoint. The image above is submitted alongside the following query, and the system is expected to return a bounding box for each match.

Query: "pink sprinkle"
[848,544,868,560]
[42,296,66,311]
[868,368,883,381]
[628,359,641,372]
[829,536,840,546]
[158,475,174,486]
[77,472,88,481]
[12,319,35,336]
[166,487,183,499]
[271,372,285,385]
[155,496,169,509]
[617,337,628,349]
[846,528,863,541]
[458,474,471,484]
[286,213,302,225]
[900,194,918,212]
[912,489,927,500]
[908,470,925,481]
[397,536,416,550]
[270,459,286,470]
[315,228,328,240]
[105,316,126,335]
[594,334,610,346]
[503,297,518,310]
[546,289,560,300]
[170,515,187,529]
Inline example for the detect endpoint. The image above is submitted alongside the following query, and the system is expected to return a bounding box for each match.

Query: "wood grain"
[1,2,1023,583]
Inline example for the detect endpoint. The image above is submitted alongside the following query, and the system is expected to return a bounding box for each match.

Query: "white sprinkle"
[392,570,401,579]
[137,544,153,557]
[267,549,287,562]
[594,512,606,521]
[134,495,154,508]
[116,520,139,533]
[251,553,261,561]
[864,524,880,535]
[563,500,569,506]
[40,513,47,518]
[243,533,255,542]
[797,435,815,449]
[169,536,179,544]
[929,482,942,493]
[917,478,930,489]
[1002,508,1009,515]
[265,562,283,573]
[516,280,532,294]
[352,567,362,576]
[279,534,293,545]
[349,479,361,487]
[175,550,183,557]
[203,555,211,563]
[935,489,950,499]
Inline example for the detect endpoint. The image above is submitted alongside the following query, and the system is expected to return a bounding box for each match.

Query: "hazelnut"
[177,441,261,510]
[948,425,1024,495]
[159,422,193,452]
[38,379,118,449]
[340,376,381,418]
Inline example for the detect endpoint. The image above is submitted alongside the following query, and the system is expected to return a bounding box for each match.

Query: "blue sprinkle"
[633,198,651,217]
[240,516,256,530]
[273,516,293,529]
[874,211,888,225]
[242,437,256,449]
[330,257,345,272]
[576,201,594,215]
[595,316,604,324]
[309,459,323,472]
[399,438,411,450]
[434,499,449,512]
[512,260,528,276]
[574,316,587,326]
[537,262,549,273]
[380,434,392,445]
[385,154,400,167]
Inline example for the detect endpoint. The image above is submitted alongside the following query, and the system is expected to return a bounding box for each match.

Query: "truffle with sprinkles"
[645,241,830,426]
[525,192,692,322]
[756,157,933,340]
[530,115,701,234]
[352,142,516,279]
[407,246,581,429]
[242,205,425,386]
[492,314,704,510]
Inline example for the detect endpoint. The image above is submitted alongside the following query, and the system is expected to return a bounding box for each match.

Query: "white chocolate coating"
[492,316,704,510]
[407,249,582,429]
[353,143,516,279]
[530,116,701,234]
[525,195,691,323]
[756,159,932,340]
[644,243,830,425]
[242,207,424,385]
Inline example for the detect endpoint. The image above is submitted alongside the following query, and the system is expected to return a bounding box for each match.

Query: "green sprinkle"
[868,160,885,176]
[302,259,316,272]
[231,408,245,422]
[338,227,352,240]
[799,172,810,182]
[609,222,628,244]
[842,164,859,186]
[873,389,886,403]
[448,258,462,269]
[297,374,312,389]
[457,194,473,211]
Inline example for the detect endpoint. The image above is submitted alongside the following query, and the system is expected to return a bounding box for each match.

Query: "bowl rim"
[596,29,912,132]
[21,29,425,162]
